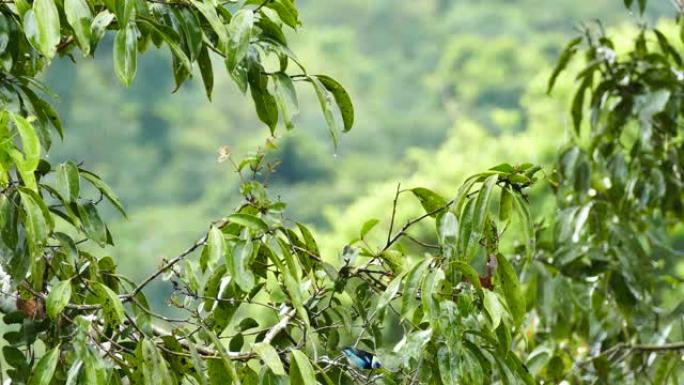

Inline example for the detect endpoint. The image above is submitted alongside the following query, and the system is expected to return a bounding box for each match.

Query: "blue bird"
[342,347,381,369]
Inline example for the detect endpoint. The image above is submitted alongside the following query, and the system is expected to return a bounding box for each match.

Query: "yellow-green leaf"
[290,350,315,385]
[32,0,60,58]
[253,342,285,376]
[47,279,72,319]
[28,345,60,385]
[64,0,93,55]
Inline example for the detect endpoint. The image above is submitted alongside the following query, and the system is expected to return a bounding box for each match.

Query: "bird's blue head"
[342,347,381,369]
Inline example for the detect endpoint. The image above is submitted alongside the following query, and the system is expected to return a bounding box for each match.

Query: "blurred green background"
[43,0,673,306]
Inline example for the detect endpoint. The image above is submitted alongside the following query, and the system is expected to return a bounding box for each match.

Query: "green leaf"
[571,75,592,135]
[114,23,138,86]
[451,260,482,295]
[499,187,513,223]
[28,345,60,385]
[229,240,255,292]
[274,73,299,130]
[290,350,315,385]
[267,0,299,28]
[473,175,498,233]
[191,0,228,50]
[411,187,448,217]
[547,37,581,94]
[309,76,339,147]
[90,11,114,52]
[204,225,225,270]
[82,350,107,385]
[56,161,80,203]
[360,218,380,239]
[79,169,126,217]
[490,163,515,173]
[438,211,458,244]
[137,18,192,73]
[78,202,107,246]
[511,192,534,261]
[638,0,646,13]
[376,271,406,315]
[315,75,354,132]
[140,339,173,385]
[19,188,53,248]
[422,268,444,331]
[282,270,310,328]
[207,358,232,385]
[226,10,254,71]
[32,0,60,59]
[92,282,124,326]
[495,253,525,326]
[228,213,269,232]
[198,46,214,100]
[401,257,431,317]
[11,113,41,175]
[46,279,72,319]
[253,342,285,376]
[483,290,506,330]
[296,222,319,256]
[65,360,82,385]
[248,62,279,133]
[64,0,93,55]
[202,326,240,385]
[174,8,203,61]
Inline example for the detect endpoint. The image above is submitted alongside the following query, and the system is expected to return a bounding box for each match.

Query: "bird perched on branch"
[342,347,381,369]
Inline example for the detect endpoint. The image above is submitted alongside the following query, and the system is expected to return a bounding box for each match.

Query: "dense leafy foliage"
[1,0,683,384]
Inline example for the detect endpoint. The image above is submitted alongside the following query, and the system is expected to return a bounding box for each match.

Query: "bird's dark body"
[342,347,381,369]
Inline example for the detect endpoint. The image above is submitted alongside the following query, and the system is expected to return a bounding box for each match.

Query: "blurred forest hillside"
[45,0,672,290]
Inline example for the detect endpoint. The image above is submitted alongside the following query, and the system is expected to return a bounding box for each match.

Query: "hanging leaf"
[114,22,138,86]
[274,73,299,130]
[547,37,582,94]
[92,282,125,327]
[140,339,174,385]
[499,187,513,223]
[315,75,354,132]
[28,345,60,385]
[204,225,225,271]
[401,258,432,317]
[290,350,316,385]
[198,46,214,100]
[64,0,93,55]
[78,201,107,246]
[19,188,53,248]
[226,10,254,71]
[46,279,72,319]
[191,0,228,49]
[451,260,482,296]
[309,76,339,147]
[79,169,126,217]
[31,0,60,59]
[483,290,506,330]
[228,240,256,292]
[376,271,406,315]
[495,253,525,326]
[254,342,285,375]
[56,161,80,203]
[248,62,279,133]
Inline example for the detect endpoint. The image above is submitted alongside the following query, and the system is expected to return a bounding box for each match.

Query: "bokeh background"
[43,0,673,307]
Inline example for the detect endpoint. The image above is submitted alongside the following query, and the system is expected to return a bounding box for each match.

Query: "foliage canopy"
[0,0,683,384]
